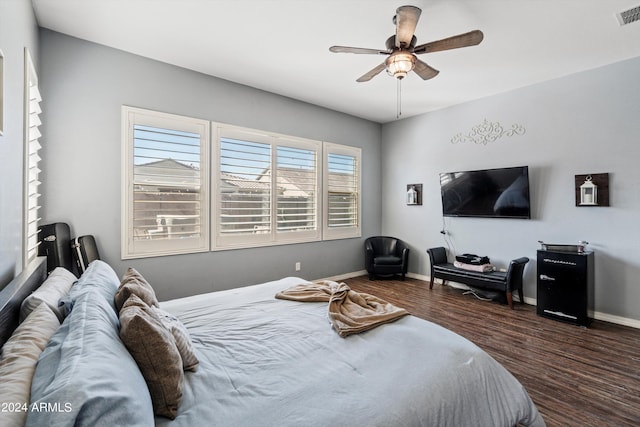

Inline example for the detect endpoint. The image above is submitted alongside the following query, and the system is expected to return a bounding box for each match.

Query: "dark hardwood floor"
[343,275,640,427]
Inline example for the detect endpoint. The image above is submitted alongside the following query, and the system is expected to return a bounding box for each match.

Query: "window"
[213,125,321,249]
[121,107,210,259]
[121,108,360,258]
[24,49,42,265]
[276,145,318,233]
[323,143,361,240]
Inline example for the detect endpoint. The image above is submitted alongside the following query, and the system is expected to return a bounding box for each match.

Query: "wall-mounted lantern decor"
[406,184,422,205]
[575,173,609,207]
[579,176,597,205]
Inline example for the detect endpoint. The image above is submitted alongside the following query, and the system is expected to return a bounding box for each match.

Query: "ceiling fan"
[329,5,484,82]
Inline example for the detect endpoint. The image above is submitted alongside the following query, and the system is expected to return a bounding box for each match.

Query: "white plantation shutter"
[122,107,210,259]
[214,126,321,249]
[324,143,361,240]
[24,51,42,264]
[276,145,317,233]
[218,135,272,239]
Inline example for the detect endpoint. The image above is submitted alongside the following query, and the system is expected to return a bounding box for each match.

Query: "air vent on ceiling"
[617,5,640,25]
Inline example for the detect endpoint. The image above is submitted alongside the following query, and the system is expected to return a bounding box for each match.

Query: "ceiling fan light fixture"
[385,51,416,79]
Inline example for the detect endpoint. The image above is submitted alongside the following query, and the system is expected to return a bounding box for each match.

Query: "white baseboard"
[590,311,640,329]
[407,272,429,282]
[337,271,640,330]
[320,270,368,282]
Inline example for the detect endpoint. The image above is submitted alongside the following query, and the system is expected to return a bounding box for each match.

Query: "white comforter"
[157,277,545,427]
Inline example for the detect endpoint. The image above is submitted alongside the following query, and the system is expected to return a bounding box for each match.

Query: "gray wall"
[381,56,640,323]
[0,0,39,288]
[39,30,382,301]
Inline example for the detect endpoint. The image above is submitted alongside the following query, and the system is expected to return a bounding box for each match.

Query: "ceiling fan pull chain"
[397,78,402,119]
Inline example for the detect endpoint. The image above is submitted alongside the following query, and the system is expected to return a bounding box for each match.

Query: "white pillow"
[20,267,77,322]
[0,303,60,426]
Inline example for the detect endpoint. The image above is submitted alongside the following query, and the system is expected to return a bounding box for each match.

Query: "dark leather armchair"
[364,236,409,280]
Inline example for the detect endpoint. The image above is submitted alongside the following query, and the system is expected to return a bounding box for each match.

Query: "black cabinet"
[536,250,594,326]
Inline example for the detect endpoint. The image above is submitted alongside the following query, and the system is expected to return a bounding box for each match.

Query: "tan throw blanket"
[275,281,409,338]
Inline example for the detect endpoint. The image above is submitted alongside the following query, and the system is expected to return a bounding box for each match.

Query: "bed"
[0,258,545,427]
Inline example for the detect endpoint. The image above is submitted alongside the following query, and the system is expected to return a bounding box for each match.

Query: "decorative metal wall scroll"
[451,119,526,145]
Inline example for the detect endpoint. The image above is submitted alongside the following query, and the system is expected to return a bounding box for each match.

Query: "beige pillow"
[115,267,159,311]
[119,294,183,419]
[152,307,199,371]
[0,303,60,426]
[20,267,77,322]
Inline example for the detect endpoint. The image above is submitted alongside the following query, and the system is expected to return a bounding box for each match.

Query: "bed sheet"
[158,277,544,427]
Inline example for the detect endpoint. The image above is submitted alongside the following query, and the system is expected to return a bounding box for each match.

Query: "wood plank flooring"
[343,275,640,427]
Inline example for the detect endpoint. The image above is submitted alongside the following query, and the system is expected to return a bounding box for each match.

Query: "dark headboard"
[0,256,47,349]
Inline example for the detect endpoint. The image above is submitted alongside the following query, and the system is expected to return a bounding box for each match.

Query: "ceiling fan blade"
[413,59,439,80]
[329,46,388,55]
[356,63,387,82]
[413,30,484,55]
[395,5,421,48]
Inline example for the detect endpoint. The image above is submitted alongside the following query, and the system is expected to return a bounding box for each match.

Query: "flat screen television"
[440,166,531,219]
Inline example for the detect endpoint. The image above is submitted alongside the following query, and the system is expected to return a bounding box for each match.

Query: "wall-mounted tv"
[440,166,531,219]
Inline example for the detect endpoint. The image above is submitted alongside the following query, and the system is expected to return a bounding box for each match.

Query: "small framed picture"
[406,184,422,205]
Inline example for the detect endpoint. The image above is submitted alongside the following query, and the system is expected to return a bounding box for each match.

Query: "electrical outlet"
[295,262,301,271]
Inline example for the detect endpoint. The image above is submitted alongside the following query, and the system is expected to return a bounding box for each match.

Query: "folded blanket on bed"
[275,281,409,337]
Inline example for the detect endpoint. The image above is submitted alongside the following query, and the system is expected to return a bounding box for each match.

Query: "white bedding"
[157,277,545,427]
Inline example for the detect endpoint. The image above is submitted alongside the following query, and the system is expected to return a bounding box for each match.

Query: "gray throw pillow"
[152,306,199,371]
[115,267,159,311]
[119,294,183,419]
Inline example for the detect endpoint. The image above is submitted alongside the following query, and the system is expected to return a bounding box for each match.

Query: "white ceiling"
[32,0,640,123]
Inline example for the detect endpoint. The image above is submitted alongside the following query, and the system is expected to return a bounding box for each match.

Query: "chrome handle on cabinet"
[540,274,556,281]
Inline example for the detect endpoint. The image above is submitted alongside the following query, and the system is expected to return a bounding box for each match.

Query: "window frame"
[323,142,362,240]
[121,106,210,259]
[121,107,362,258]
[212,123,322,251]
